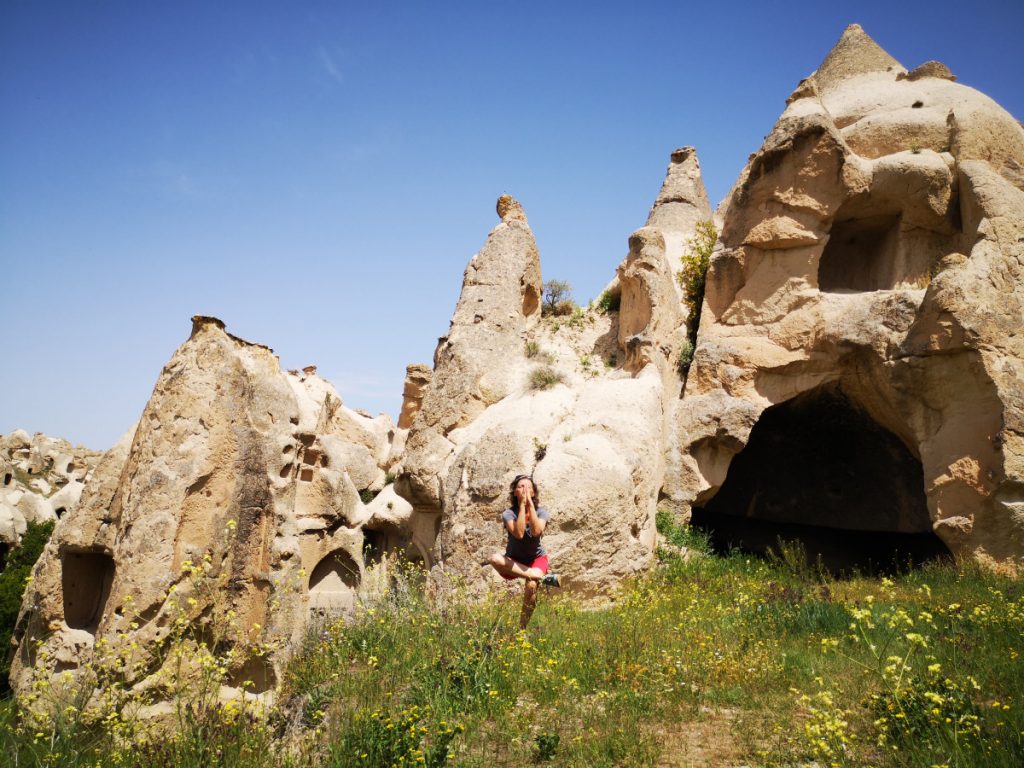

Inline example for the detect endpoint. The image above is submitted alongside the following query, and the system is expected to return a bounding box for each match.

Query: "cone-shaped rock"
[398,195,542,511]
[681,24,1024,569]
[8,317,429,701]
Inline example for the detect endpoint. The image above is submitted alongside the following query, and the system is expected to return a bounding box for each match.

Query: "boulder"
[398,195,543,512]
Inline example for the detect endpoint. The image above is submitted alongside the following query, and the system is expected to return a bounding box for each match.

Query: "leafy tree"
[1,520,54,692]
[541,280,573,316]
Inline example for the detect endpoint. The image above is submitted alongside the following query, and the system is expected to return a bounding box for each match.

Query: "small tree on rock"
[542,280,574,317]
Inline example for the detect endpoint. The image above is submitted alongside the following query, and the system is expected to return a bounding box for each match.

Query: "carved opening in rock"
[363,526,421,567]
[61,550,115,632]
[55,507,66,518]
[0,542,8,570]
[819,212,901,292]
[691,385,951,573]
[66,462,75,474]
[229,655,276,694]
[299,468,314,482]
[303,449,321,466]
[3,472,11,485]
[363,529,386,568]
[279,463,293,479]
[308,548,361,615]
[522,283,540,317]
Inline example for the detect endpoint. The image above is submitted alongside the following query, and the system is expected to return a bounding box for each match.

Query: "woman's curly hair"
[508,474,540,510]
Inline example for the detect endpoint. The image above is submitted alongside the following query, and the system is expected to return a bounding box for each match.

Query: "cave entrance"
[61,550,116,633]
[819,211,902,292]
[308,548,361,617]
[690,385,951,574]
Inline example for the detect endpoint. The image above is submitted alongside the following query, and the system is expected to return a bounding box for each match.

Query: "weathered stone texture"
[9,317,420,699]
[683,24,1024,569]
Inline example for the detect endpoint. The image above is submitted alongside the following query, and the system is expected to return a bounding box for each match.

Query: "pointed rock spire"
[812,24,904,91]
[646,146,711,233]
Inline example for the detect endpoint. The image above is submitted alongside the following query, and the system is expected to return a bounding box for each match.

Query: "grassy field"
[2,517,1022,767]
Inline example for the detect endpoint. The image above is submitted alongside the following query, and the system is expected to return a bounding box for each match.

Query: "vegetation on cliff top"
[2,519,1022,767]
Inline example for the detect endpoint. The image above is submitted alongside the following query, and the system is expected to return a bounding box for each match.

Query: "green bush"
[677,220,717,360]
[596,290,620,313]
[1,520,55,692]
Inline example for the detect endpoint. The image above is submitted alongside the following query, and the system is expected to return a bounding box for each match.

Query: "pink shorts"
[501,554,549,580]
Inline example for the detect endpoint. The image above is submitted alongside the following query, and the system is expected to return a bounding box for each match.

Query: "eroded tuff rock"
[397,195,543,513]
[681,24,1024,569]
[1,431,102,550]
[9,317,424,699]
[397,364,432,430]
[398,163,712,593]
[12,23,1024,708]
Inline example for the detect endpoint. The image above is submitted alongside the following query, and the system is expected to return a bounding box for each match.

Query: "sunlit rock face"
[11,24,1024,710]
[398,161,712,594]
[1,431,103,549]
[680,25,1024,570]
[8,317,427,700]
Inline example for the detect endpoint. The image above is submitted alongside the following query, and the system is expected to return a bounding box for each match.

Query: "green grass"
[2,537,1022,767]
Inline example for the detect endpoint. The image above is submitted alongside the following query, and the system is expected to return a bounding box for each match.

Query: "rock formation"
[679,24,1024,569]
[8,317,425,699]
[10,24,1024,705]
[397,155,712,592]
[1,431,102,552]
[397,364,432,429]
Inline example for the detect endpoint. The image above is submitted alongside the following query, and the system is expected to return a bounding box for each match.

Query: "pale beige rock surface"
[398,195,543,513]
[399,164,711,593]
[8,317,420,699]
[0,432,102,547]
[685,25,1024,569]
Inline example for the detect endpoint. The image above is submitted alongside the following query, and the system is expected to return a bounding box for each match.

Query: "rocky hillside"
[0,430,102,557]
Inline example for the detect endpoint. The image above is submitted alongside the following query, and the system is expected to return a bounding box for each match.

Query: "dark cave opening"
[819,212,901,292]
[690,385,951,574]
[62,551,115,632]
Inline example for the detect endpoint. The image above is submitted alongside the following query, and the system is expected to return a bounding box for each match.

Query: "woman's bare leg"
[489,553,544,581]
[520,578,539,629]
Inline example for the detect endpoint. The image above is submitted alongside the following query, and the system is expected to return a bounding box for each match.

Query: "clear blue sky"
[3,1,1022,449]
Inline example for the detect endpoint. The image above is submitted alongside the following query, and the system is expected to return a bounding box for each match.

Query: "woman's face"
[515,477,534,500]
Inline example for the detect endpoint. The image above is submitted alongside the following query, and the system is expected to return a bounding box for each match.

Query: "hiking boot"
[542,573,561,588]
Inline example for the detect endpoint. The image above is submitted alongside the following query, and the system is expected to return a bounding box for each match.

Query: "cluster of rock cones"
[5,25,1023,707]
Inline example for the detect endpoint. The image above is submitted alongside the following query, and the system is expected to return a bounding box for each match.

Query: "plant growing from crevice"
[596,290,620,313]
[676,339,694,378]
[529,366,564,391]
[677,220,717,376]
[532,438,547,463]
